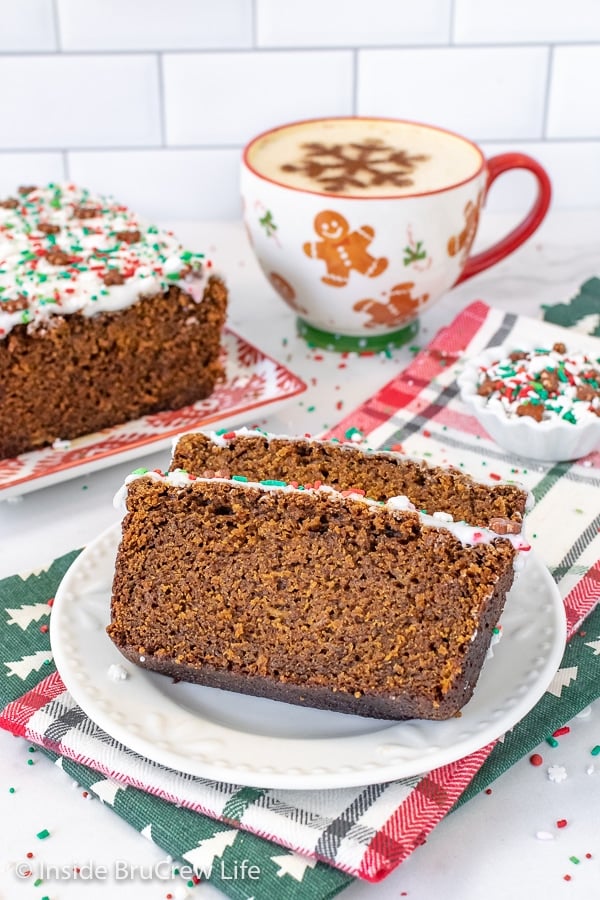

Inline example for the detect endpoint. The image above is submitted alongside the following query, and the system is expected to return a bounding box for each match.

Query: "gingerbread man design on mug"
[353,282,429,329]
[302,210,388,287]
[447,192,484,263]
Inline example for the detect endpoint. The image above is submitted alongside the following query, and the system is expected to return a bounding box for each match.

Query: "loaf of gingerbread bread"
[108,432,531,720]
[0,184,227,459]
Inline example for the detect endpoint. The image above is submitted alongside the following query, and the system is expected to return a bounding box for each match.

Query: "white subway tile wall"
[0,0,598,220]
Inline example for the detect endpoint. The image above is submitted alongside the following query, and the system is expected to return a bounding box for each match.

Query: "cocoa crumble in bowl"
[457,341,600,462]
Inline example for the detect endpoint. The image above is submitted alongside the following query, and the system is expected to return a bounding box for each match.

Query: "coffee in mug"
[241,117,551,351]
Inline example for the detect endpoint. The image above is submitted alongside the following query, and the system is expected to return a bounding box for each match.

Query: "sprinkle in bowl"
[457,341,600,462]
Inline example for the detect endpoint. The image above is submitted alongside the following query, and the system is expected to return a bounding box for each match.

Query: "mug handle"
[455,153,552,285]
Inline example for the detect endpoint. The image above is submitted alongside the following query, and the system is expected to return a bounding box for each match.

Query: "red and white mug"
[241,117,551,351]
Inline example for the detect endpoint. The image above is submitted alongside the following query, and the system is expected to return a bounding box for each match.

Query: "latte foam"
[246,118,483,197]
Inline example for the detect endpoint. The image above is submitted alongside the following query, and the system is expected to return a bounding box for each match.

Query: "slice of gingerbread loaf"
[0,184,227,459]
[108,437,531,721]
[171,428,530,533]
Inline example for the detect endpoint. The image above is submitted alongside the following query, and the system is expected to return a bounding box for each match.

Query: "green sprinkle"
[166,272,181,280]
[260,479,287,487]
[34,877,43,887]
[569,856,580,865]
[345,427,363,440]
[27,759,34,766]
[307,405,315,412]
[231,475,248,482]
[8,787,15,793]
[591,745,600,756]
[546,736,559,748]
[131,467,149,475]
[36,828,50,839]
[562,410,577,424]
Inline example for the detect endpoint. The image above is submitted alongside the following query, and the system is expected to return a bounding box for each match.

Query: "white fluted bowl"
[457,345,600,463]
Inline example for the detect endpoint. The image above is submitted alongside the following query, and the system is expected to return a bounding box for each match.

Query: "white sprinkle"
[107,663,129,682]
[139,656,146,663]
[547,764,568,783]
[576,705,592,718]
[535,831,555,841]
[52,438,72,450]
[586,764,595,775]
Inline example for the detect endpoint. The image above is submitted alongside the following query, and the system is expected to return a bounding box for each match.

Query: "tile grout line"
[157,52,168,147]
[449,0,456,45]
[251,0,258,48]
[1,40,600,56]
[541,44,556,140]
[50,0,62,52]
[1,136,600,156]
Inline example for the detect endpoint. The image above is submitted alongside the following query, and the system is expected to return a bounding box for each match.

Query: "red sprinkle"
[422,429,431,438]
[530,753,543,766]
[47,598,54,607]
[564,875,572,881]
[485,788,492,795]
[585,853,592,859]
[556,819,568,828]
[39,624,48,634]
[26,852,34,859]
[223,431,236,439]
[553,726,570,737]
[489,472,502,481]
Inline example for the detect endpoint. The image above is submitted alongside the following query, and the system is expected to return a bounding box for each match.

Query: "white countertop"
[1,211,599,899]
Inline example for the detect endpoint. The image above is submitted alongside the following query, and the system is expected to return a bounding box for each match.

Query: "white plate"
[51,524,566,790]
[0,329,306,500]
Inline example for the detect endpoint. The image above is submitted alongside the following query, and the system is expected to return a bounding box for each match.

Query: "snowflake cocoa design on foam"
[281,140,429,193]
